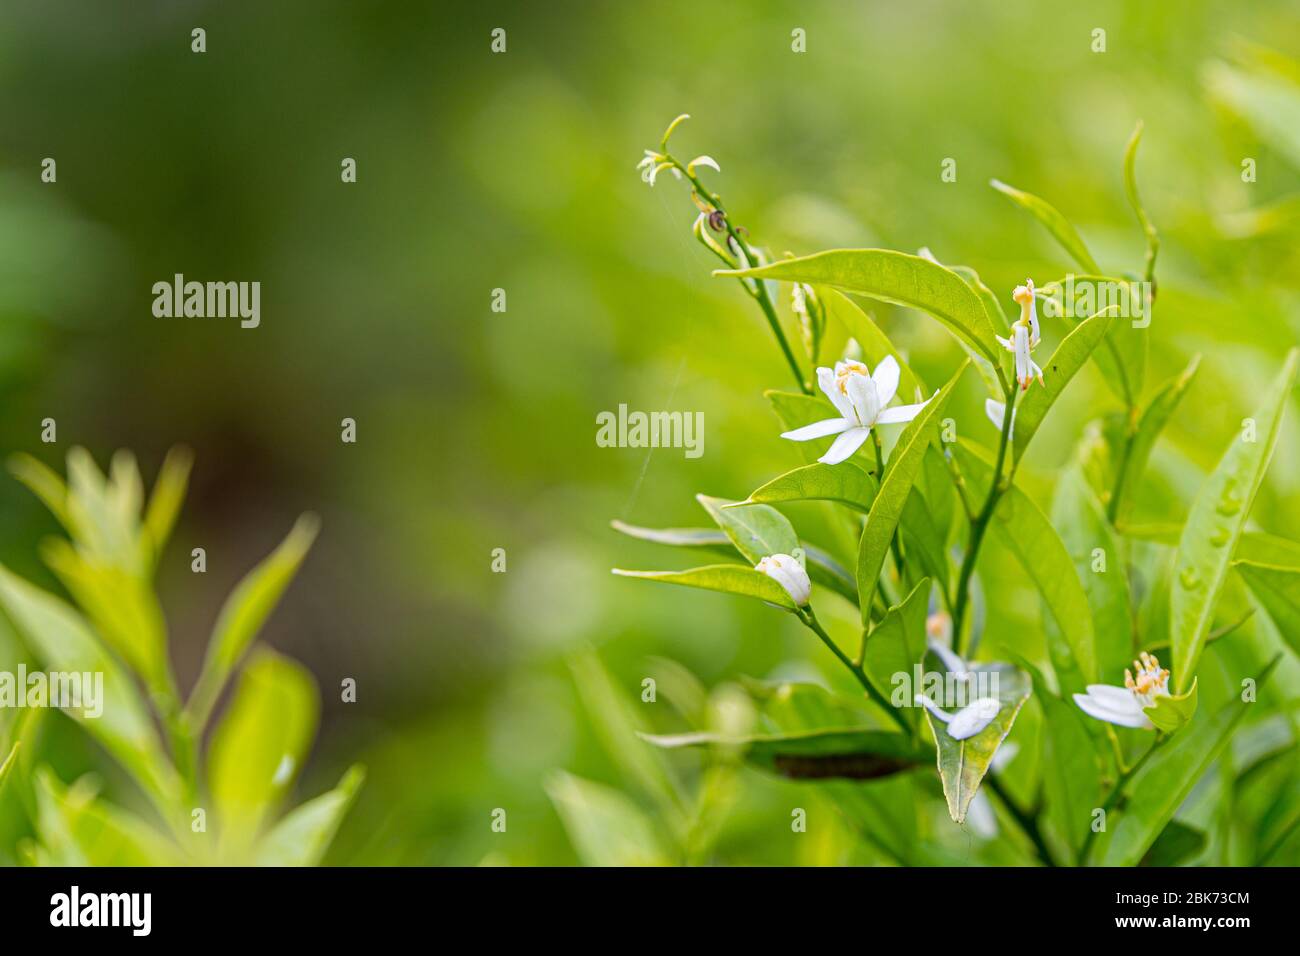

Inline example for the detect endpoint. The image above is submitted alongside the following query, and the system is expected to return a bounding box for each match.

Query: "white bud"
[755,553,811,606]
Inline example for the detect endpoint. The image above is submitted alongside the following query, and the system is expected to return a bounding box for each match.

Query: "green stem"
[1105,408,1138,525]
[798,606,910,735]
[954,385,1018,656]
[667,156,810,394]
[1077,733,1166,866]
[985,772,1056,866]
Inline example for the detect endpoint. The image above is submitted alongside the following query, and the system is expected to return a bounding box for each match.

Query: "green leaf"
[187,514,320,726]
[739,461,876,513]
[1171,349,1298,692]
[609,521,732,552]
[567,649,683,825]
[856,362,966,622]
[818,288,928,396]
[901,490,951,596]
[545,771,670,866]
[40,537,169,691]
[860,579,930,734]
[207,649,320,855]
[143,446,193,564]
[1139,820,1207,867]
[924,664,1032,824]
[918,253,1006,397]
[1144,678,1198,734]
[1051,465,1132,684]
[1234,560,1300,657]
[1123,121,1160,282]
[1023,661,1101,859]
[990,179,1102,274]
[642,727,927,780]
[1113,355,1201,525]
[35,770,183,866]
[1011,307,1117,462]
[609,520,856,605]
[954,443,1097,688]
[1096,657,1280,865]
[611,564,797,609]
[697,495,798,564]
[718,249,1004,371]
[0,741,18,793]
[8,453,72,530]
[254,765,365,866]
[0,565,178,805]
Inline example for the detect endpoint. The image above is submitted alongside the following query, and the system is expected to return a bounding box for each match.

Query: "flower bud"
[755,553,811,606]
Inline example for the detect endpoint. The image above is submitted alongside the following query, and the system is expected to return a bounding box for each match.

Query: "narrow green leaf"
[207,649,319,855]
[856,363,965,622]
[739,461,876,513]
[1023,661,1101,859]
[609,521,732,552]
[254,765,365,866]
[925,664,1031,824]
[1235,560,1300,657]
[0,742,18,793]
[697,495,798,564]
[187,514,320,725]
[1096,657,1280,865]
[567,649,683,824]
[990,179,1102,274]
[642,727,927,780]
[1171,349,1298,691]
[1051,465,1132,684]
[545,771,669,866]
[860,579,929,734]
[1123,120,1160,282]
[1140,820,1206,867]
[1113,355,1201,525]
[611,564,797,608]
[35,770,182,866]
[900,491,951,595]
[955,443,1097,688]
[818,288,928,397]
[1011,307,1117,462]
[0,565,178,805]
[608,520,856,605]
[718,250,1004,371]
[143,446,193,564]
[8,453,72,530]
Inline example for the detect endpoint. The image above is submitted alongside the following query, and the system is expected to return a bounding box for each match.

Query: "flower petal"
[846,372,880,425]
[1073,691,1152,729]
[871,356,900,406]
[688,155,720,173]
[875,397,931,424]
[818,427,871,465]
[1083,684,1140,709]
[781,417,851,441]
[817,366,854,418]
[947,698,1001,740]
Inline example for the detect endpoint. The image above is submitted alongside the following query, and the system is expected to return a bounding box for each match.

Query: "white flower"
[997,323,1043,391]
[915,694,1002,740]
[1072,652,1170,729]
[755,553,811,606]
[780,357,933,465]
[996,278,1045,391]
[985,398,1015,439]
[1013,278,1043,344]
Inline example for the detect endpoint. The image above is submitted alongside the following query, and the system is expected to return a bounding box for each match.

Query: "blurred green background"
[0,0,1297,864]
